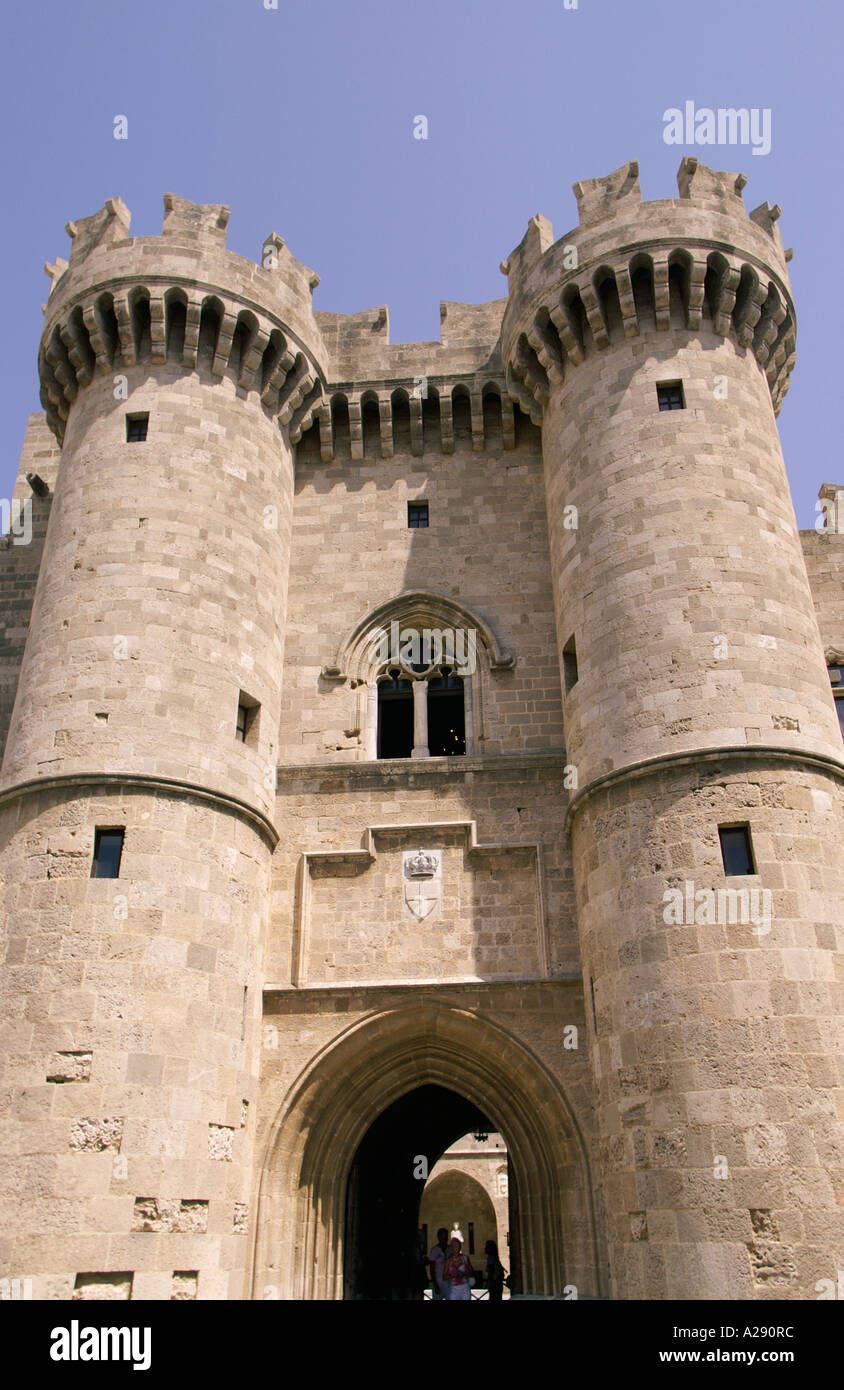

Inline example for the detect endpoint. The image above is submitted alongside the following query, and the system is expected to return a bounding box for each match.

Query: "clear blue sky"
[1,0,840,525]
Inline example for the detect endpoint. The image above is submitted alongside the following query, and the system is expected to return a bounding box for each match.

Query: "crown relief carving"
[404,848,440,879]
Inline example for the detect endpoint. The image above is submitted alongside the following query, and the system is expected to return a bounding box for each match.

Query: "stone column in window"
[411,679,429,758]
[366,681,378,760]
[463,674,475,755]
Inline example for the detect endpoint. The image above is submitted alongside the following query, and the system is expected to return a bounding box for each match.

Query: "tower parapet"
[499,159,837,789]
[39,194,326,446]
[501,158,795,422]
[6,195,329,813]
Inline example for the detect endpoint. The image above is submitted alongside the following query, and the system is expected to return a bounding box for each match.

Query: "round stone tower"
[501,159,844,1300]
[0,195,325,1299]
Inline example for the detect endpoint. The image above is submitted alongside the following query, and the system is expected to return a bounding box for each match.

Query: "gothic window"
[329,592,511,762]
[376,664,466,760]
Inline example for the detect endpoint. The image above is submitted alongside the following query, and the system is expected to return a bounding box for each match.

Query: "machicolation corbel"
[26,473,50,498]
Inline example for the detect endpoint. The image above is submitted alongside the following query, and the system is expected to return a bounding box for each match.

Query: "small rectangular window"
[656,381,685,411]
[468,1221,475,1255]
[563,635,578,694]
[91,828,125,879]
[126,412,149,442]
[719,825,755,876]
[408,502,429,529]
[236,692,260,743]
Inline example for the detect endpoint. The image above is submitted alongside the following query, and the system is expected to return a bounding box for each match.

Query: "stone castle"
[1,158,843,1301]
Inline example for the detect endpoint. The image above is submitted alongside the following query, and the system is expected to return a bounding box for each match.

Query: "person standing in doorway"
[484,1239,506,1302]
[428,1227,450,1300]
[444,1236,473,1300]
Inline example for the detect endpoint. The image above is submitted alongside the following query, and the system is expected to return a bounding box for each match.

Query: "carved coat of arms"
[402,848,442,922]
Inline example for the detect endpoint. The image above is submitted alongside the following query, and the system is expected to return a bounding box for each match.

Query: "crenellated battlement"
[294,373,539,464]
[36,164,799,458]
[40,194,327,445]
[500,159,796,421]
[302,297,516,462]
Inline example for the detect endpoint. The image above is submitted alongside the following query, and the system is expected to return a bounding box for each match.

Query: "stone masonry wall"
[801,530,844,654]
[279,429,563,763]
[1,370,292,823]
[268,756,575,988]
[0,783,269,1300]
[541,326,842,784]
[573,761,844,1299]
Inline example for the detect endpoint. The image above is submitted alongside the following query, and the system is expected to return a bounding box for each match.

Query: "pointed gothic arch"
[321,592,516,761]
[251,1002,605,1300]
[418,1166,499,1262]
[321,590,515,685]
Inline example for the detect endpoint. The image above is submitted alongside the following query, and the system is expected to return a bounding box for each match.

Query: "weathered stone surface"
[46,1053,92,1084]
[72,1272,132,1300]
[131,1199,209,1234]
[69,1118,123,1153]
[170,1270,198,1300]
[0,167,841,1302]
[208,1125,234,1162]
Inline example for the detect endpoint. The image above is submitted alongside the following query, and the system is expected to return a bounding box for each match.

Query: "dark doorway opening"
[344,1084,513,1300]
[377,675,413,758]
[427,674,465,756]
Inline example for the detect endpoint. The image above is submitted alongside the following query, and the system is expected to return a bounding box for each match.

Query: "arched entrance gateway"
[344,1085,500,1300]
[252,1004,604,1300]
